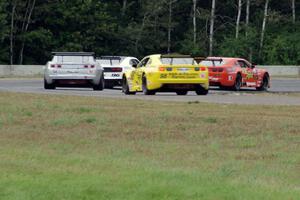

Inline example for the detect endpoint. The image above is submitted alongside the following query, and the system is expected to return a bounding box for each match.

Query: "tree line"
[0,0,299,65]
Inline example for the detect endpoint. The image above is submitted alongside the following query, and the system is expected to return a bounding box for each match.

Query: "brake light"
[90,65,95,68]
[51,64,61,68]
[159,67,165,71]
[195,67,200,71]
[218,68,223,72]
[201,67,206,71]
[112,68,122,72]
[84,65,89,68]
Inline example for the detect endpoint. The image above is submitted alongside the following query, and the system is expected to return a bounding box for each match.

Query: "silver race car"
[44,52,104,90]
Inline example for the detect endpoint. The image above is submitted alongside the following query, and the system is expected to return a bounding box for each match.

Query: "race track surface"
[0,78,299,105]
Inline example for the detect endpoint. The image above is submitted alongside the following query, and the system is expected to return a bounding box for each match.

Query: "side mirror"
[132,64,138,68]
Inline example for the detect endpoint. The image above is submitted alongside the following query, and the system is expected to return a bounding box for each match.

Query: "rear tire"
[195,85,208,95]
[122,77,136,95]
[176,91,188,95]
[44,79,55,89]
[93,75,104,91]
[232,73,242,91]
[142,76,156,95]
[256,74,269,91]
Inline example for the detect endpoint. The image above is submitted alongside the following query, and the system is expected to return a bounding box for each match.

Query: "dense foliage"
[1,0,299,65]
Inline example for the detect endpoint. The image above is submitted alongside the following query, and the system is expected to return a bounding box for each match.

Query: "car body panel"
[124,54,209,93]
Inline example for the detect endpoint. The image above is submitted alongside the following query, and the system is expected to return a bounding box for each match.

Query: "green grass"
[0,92,299,199]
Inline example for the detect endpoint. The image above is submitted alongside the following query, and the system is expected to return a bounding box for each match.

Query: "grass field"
[0,92,299,200]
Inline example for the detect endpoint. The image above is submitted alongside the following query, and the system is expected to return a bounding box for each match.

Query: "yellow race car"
[122,54,209,95]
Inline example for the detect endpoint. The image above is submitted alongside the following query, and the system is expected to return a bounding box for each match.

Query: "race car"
[96,56,139,88]
[44,52,104,90]
[122,54,209,95]
[199,57,270,91]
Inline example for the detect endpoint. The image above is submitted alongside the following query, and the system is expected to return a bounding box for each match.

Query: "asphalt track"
[0,78,299,105]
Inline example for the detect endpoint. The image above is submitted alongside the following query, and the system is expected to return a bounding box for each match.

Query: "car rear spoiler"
[207,58,223,62]
[194,57,206,63]
[97,56,123,60]
[52,52,95,56]
[161,54,192,58]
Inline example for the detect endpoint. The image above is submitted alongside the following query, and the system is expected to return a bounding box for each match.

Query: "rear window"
[97,57,125,66]
[161,58,195,65]
[55,56,93,63]
[200,60,228,67]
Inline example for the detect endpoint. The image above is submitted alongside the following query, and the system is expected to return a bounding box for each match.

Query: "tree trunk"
[10,1,16,65]
[135,14,147,53]
[245,0,250,37]
[122,0,127,16]
[193,0,197,45]
[259,0,269,57]
[167,0,173,53]
[209,0,216,56]
[235,0,242,39]
[292,0,295,24]
[19,0,36,64]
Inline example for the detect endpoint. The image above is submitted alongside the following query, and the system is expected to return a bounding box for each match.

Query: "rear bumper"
[147,72,209,90]
[45,74,100,85]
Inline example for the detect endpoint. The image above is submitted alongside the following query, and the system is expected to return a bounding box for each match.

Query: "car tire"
[232,73,242,91]
[142,76,156,95]
[93,75,104,91]
[195,85,208,95]
[176,91,188,95]
[44,78,55,89]
[256,74,269,91]
[122,77,136,95]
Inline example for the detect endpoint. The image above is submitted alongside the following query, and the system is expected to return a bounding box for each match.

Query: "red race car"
[199,57,270,91]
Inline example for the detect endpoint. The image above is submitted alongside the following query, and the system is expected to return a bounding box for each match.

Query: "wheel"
[93,75,104,91]
[256,74,269,91]
[232,73,242,91]
[195,85,208,95]
[176,90,188,95]
[44,78,55,89]
[122,77,136,95]
[142,76,156,95]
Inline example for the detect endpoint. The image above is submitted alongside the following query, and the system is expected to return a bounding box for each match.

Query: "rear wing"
[194,57,223,63]
[96,56,123,60]
[194,57,206,64]
[161,54,192,58]
[52,52,95,56]
[160,54,197,65]
[96,56,125,66]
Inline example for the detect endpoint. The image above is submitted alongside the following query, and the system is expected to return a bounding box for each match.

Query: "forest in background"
[0,0,299,65]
